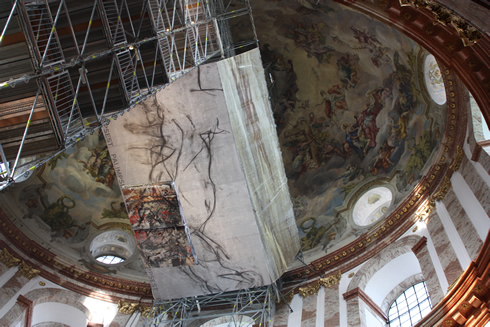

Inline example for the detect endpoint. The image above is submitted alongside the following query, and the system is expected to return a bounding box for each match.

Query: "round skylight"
[96,255,126,265]
[90,230,136,265]
[353,187,393,226]
[423,54,446,105]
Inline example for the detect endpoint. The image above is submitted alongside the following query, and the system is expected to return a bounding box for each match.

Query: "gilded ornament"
[348,272,354,278]
[399,0,482,46]
[0,248,21,268]
[139,305,155,317]
[39,281,46,286]
[17,261,40,279]
[319,270,341,288]
[299,282,321,297]
[299,271,341,297]
[118,300,139,314]
[283,288,295,303]
[429,176,451,208]
[449,146,464,171]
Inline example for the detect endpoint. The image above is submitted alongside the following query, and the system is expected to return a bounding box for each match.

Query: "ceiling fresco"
[0,0,450,278]
[250,0,447,262]
[0,132,148,281]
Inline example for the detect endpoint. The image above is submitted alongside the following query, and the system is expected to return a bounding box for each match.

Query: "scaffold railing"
[0,0,259,191]
[143,285,276,327]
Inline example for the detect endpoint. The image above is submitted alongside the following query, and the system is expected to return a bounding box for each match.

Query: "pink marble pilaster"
[412,240,444,304]
[459,156,490,216]
[323,284,339,327]
[301,293,317,327]
[273,302,290,327]
[426,211,463,285]
[0,272,27,309]
[442,189,483,260]
[343,289,361,327]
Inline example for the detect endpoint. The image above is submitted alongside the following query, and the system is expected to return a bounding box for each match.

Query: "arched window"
[388,282,432,327]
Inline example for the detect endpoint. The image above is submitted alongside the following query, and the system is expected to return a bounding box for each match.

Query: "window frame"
[388,281,432,327]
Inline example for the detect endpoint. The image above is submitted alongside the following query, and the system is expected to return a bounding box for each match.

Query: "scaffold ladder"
[115,49,141,105]
[20,0,65,69]
[98,0,127,47]
[43,72,84,144]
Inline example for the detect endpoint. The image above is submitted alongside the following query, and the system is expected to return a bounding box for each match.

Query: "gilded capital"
[0,248,21,268]
[17,261,40,280]
[118,300,139,314]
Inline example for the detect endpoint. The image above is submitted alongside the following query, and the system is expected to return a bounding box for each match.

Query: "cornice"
[0,214,153,302]
[343,287,388,322]
[414,231,490,326]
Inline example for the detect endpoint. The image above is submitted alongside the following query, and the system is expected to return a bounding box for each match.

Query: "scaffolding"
[0,0,258,190]
[144,285,276,327]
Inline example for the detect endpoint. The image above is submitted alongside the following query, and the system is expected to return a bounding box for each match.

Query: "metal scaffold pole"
[0,0,258,191]
[143,285,276,327]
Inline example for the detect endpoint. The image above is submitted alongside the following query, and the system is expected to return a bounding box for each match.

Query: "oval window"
[424,54,446,105]
[353,186,392,226]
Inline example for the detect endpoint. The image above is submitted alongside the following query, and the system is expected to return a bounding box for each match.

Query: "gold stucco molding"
[429,175,451,208]
[118,300,153,316]
[283,287,295,303]
[118,300,139,314]
[0,248,21,268]
[399,0,482,46]
[0,248,41,279]
[299,271,341,297]
[449,146,464,171]
[17,261,40,280]
[0,248,40,279]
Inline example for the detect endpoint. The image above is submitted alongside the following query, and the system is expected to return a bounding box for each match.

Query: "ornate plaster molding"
[118,300,153,316]
[399,0,482,46]
[0,248,40,279]
[0,248,21,268]
[298,271,341,297]
[17,261,40,280]
[283,287,295,303]
[429,176,452,208]
[449,146,464,171]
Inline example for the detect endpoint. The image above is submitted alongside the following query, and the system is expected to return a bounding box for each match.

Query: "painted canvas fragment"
[122,183,196,268]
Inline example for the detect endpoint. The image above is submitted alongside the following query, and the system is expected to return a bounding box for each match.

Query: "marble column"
[273,302,290,327]
[412,238,444,304]
[426,211,463,285]
[323,284,340,327]
[343,291,361,327]
[301,293,317,327]
[459,155,490,217]
[442,189,483,260]
[0,271,28,310]
[0,265,17,289]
